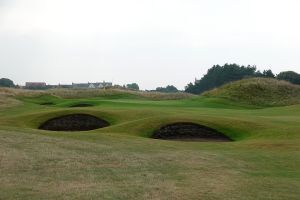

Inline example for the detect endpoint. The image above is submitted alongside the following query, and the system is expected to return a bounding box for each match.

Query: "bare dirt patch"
[39,114,109,131]
[152,122,232,142]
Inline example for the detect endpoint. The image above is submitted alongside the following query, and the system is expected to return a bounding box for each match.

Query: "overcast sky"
[1,0,300,89]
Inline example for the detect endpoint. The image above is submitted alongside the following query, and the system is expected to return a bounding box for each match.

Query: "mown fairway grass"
[0,92,300,199]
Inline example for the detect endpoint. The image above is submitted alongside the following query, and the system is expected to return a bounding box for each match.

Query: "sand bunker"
[152,122,232,141]
[39,114,109,131]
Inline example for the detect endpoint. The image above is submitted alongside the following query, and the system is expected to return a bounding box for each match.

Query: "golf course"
[0,78,299,199]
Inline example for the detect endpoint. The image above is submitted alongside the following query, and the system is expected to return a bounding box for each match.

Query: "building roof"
[72,82,112,88]
[25,82,46,86]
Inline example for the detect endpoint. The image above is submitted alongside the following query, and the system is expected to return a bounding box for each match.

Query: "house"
[88,83,96,88]
[72,81,112,89]
[25,82,47,88]
[94,81,112,89]
[72,83,90,88]
[57,84,73,88]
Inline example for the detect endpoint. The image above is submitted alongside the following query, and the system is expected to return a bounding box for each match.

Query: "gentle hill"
[203,78,300,106]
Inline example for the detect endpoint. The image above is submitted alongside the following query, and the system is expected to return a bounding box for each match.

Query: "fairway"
[0,91,299,200]
[2,1,300,199]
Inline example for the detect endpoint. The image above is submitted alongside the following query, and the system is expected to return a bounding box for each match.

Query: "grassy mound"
[203,78,300,106]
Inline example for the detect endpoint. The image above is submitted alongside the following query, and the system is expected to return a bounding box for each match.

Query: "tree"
[262,69,275,78]
[185,64,257,94]
[126,83,139,90]
[156,85,178,93]
[0,78,15,88]
[277,71,300,85]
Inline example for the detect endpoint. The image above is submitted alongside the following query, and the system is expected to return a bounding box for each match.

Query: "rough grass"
[0,87,45,97]
[0,87,25,108]
[0,89,300,199]
[0,95,21,109]
[48,88,193,100]
[0,87,194,101]
[203,78,300,106]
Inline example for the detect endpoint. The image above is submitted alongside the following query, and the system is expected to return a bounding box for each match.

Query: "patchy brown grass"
[48,88,193,100]
[0,88,26,108]
[0,130,239,200]
[0,87,45,97]
[0,87,193,101]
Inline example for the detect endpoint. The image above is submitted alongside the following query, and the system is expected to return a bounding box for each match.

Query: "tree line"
[184,64,300,94]
[1,65,300,93]
[0,78,15,88]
